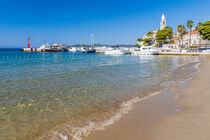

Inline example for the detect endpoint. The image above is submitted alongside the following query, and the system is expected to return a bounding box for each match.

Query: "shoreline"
[85,56,210,140]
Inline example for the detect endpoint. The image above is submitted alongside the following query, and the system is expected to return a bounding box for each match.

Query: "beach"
[85,56,210,140]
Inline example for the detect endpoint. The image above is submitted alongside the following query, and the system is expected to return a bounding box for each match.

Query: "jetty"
[21,48,44,52]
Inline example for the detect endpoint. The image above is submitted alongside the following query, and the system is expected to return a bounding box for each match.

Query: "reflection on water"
[0,49,199,139]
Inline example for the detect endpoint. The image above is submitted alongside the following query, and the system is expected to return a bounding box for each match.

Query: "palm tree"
[177,25,182,48]
[177,25,186,48]
[196,22,203,48]
[196,22,203,30]
[187,20,194,47]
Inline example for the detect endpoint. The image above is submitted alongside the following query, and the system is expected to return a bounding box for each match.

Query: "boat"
[40,43,50,49]
[45,44,68,52]
[68,47,77,52]
[45,49,64,52]
[82,48,96,53]
[132,46,159,55]
[105,48,130,55]
[81,34,96,53]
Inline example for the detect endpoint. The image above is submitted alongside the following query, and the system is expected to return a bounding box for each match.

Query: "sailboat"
[82,34,96,53]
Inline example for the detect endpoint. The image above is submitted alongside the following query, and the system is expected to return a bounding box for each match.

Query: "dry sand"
[85,56,210,140]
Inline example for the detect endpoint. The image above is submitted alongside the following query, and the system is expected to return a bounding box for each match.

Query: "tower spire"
[160,14,166,30]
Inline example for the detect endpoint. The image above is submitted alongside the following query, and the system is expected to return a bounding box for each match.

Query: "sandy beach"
[85,56,210,140]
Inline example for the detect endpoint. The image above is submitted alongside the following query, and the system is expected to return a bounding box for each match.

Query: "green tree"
[177,25,186,48]
[165,26,173,30]
[145,31,155,45]
[143,38,152,46]
[187,20,194,47]
[146,31,154,37]
[196,22,204,30]
[156,28,173,47]
[137,38,144,42]
[199,20,210,47]
[170,40,175,44]
[136,44,142,47]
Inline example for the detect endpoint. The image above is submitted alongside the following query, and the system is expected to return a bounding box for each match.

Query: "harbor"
[21,44,210,56]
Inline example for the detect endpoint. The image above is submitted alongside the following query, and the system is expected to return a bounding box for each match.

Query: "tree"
[196,22,204,48]
[196,22,204,30]
[146,31,155,45]
[187,20,194,47]
[170,40,175,44]
[177,25,186,48]
[146,31,154,37]
[199,20,210,47]
[165,26,172,30]
[143,38,152,46]
[137,38,144,42]
[156,28,173,47]
[137,38,144,46]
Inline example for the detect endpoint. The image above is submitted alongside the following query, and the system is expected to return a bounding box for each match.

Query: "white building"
[182,31,209,47]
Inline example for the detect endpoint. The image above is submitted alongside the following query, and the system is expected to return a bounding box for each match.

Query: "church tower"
[160,14,166,30]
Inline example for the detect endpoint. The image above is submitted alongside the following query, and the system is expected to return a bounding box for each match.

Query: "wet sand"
[86,56,210,140]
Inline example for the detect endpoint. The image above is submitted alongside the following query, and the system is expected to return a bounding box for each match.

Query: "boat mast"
[91,34,94,49]
[80,41,82,48]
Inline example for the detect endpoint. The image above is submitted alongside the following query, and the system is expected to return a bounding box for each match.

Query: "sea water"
[0,48,199,140]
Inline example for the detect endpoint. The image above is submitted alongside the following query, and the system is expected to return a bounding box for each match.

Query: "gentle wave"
[39,91,162,140]
[41,60,202,140]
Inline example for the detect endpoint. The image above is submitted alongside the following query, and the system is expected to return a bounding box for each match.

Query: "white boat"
[68,47,77,52]
[40,43,50,49]
[132,46,159,55]
[105,48,130,55]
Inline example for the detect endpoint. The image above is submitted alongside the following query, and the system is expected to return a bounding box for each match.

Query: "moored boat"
[105,48,131,55]
[68,47,77,52]
[132,46,159,55]
[45,44,68,52]
[82,48,96,53]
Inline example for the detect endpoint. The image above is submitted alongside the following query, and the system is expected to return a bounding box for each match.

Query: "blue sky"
[0,0,209,47]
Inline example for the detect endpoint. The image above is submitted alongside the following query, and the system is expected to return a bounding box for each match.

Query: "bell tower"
[160,14,166,30]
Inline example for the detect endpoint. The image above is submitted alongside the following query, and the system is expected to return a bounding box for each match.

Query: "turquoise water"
[0,49,198,140]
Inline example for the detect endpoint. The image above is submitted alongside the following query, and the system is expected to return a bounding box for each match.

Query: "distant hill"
[67,44,135,48]
[0,45,22,48]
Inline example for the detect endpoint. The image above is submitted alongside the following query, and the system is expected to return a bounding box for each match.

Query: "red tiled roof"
[184,30,199,35]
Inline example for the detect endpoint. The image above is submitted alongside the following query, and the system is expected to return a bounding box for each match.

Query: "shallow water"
[0,49,199,139]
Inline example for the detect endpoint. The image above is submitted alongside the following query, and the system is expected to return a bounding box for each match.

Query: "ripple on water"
[0,50,200,139]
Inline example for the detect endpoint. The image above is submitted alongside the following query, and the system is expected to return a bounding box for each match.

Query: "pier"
[21,48,44,52]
